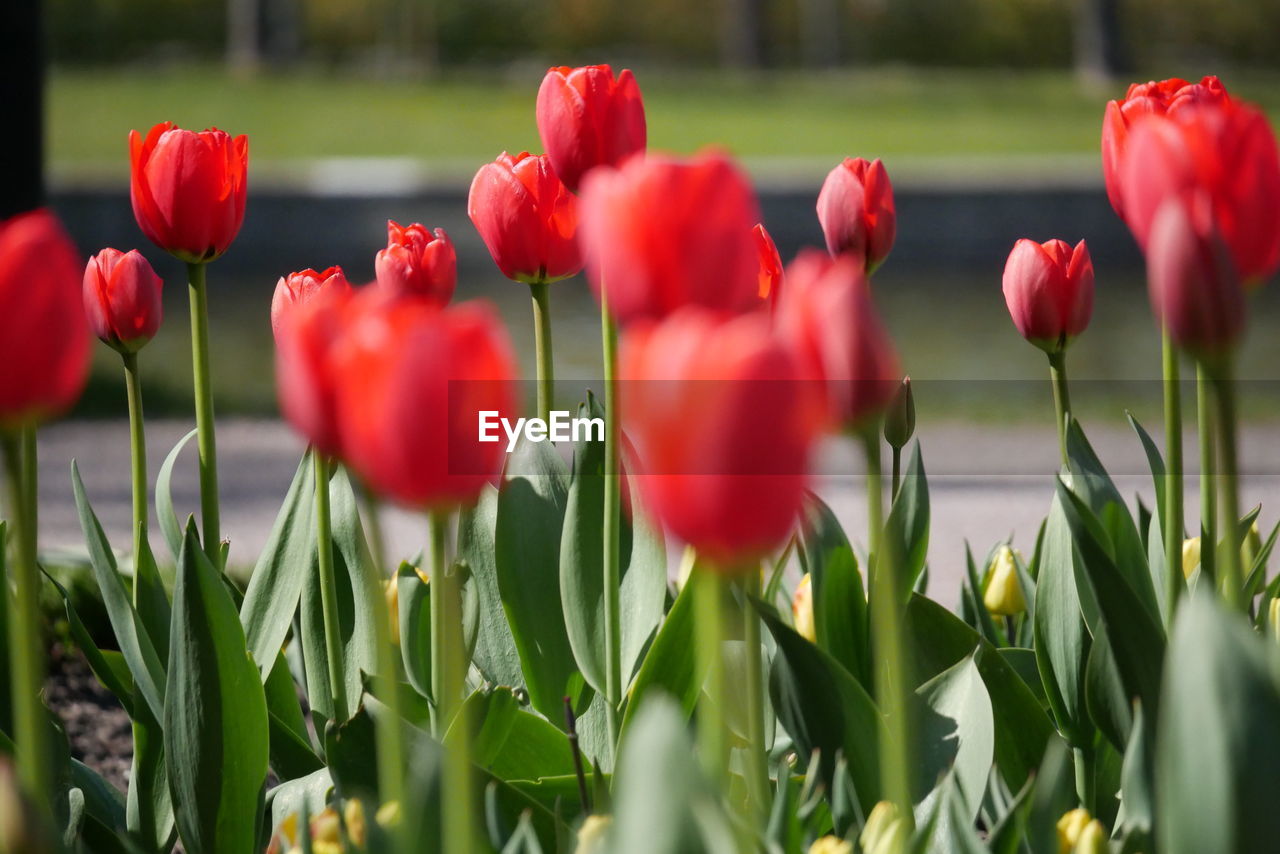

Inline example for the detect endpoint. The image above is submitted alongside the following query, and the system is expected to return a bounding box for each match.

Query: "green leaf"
[964,542,1006,647]
[1118,701,1153,844]
[397,560,433,702]
[1026,739,1077,854]
[165,520,270,854]
[265,652,322,781]
[156,429,198,564]
[42,571,134,716]
[134,535,172,663]
[460,485,525,691]
[914,651,994,824]
[619,575,704,737]
[799,492,869,686]
[446,687,577,781]
[1126,412,1167,528]
[265,768,333,846]
[1084,624,1131,751]
[884,441,931,596]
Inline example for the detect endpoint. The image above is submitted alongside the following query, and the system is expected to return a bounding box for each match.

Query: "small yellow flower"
[1057,808,1091,854]
[983,545,1025,616]
[860,801,907,854]
[376,800,402,828]
[575,814,612,854]
[1072,818,1111,854]
[793,573,816,642]
[1182,537,1201,579]
[807,835,853,854]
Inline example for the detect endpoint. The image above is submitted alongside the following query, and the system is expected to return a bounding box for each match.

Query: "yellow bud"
[860,801,907,854]
[311,843,342,854]
[575,814,612,854]
[344,799,366,847]
[793,573,816,642]
[1182,537,1201,579]
[1057,808,1091,854]
[983,545,1025,616]
[376,800,402,828]
[1072,819,1111,854]
[808,835,854,854]
[1243,521,1263,574]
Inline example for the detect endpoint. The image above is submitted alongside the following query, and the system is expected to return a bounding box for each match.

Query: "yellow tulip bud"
[376,800,402,828]
[1072,819,1111,854]
[1182,537,1201,579]
[1243,521,1263,574]
[793,573,816,642]
[343,799,366,847]
[310,843,342,854]
[575,814,612,854]
[983,545,1025,616]
[807,835,854,854]
[1057,808,1091,854]
[860,801,908,854]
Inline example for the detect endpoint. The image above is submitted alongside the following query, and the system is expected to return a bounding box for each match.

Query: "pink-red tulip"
[578,150,762,325]
[1001,238,1095,353]
[620,308,818,566]
[816,157,896,273]
[0,210,90,427]
[271,266,352,341]
[129,122,249,263]
[274,284,354,458]
[1121,100,1280,285]
[333,294,518,509]
[374,220,456,304]
[754,223,784,310]
[83,248,163,353]
[1146,190,1243,359]
[536,64,647,193]
[468,152,583,284]
[1101,76,1228,222]
[776,249,900,430]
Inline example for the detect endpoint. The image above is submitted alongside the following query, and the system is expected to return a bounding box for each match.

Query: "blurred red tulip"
[1121,100,1280,285]
[578,150,762,325]
[754,223,784,310]
[83,248,163,353]
[274,283,354,458]
[0,210,90,427]
[1001,238,1094,353]
[333,294,518,509]
[620,308,818,566]
[271,266,352,341]
[468,152,583,284]
[1102,76,1229,222]
[776,249,900,430]
[536,64,646,193]
[129,122,248,263]
[816,157,896,273]
[375,220,456,304]
[1146,190,1243,359]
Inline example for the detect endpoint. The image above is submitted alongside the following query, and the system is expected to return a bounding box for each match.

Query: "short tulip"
[83,248,163,354]
[754,223,784,310]
[374,220,456,304]
[792,573,816,642]
[129,122,248,263]
[0,209,90,428]
[860,801,907,854]
[536,64,646,193]
[983,545,1025,616]
[274,283,354,459]
[1001,238,1094,354]
[270,266,352,341]
[468,152,583,284]
[579,150,763,325]
[1057,809,1092,854]
[816,157,895,273]
[883,376,915,450]
[1182,536,1202,578]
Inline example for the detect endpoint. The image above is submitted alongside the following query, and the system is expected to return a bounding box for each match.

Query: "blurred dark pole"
[227,0,262,73]
[2,0,45,218]
[720,0,766,68]
[1074,0,1129,81]
[799,0,841,67]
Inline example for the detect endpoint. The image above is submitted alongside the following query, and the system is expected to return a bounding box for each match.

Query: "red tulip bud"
[271,266,352,342]
[816,157,896,273]
[375,221,456,304]
[536,64,647,193]
[1001,238,1094,354]
[129,122,248,263]
[83,248,164,353]
[754,223,784,311]
[274,284,353,458]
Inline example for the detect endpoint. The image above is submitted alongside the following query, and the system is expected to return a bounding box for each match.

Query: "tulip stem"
[123,352,149,581]
[1073,745,1096,814]
[530,280,555,423]
[891,445,902,499]
[1197,363,1217,584]
[741,567,769,828]
[186,262,221,564]
[1047,350,1072,468]
[2,432,50,803]
[313,453,348,724]
[1161,330,1184,620]
[863,428,913,831]
[1211,365,1243,611]
[694,563,726,785]
[600,294,623,760]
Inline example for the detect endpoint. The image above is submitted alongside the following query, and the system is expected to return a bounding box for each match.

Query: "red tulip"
[578,150,762,325]
[129,122,248,263]
[1101,76,1228,222]
[374,220,456,304]
[274,283,354,458]
[1001,238,1094,353]
[1146,190,1243,359]
[816,157,896,273]
[620,308,818,566]
[1121,100,1280,285]
[83,248,163,353]
[332,294,518,509]
[776,249,900,430]
[536,64,647,193]
[754,223,784,310]
[0,210,90,427]
[271,266,352,341]
[468,152,583,284]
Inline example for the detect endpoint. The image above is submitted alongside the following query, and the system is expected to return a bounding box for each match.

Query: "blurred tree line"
[47,0,1280,74]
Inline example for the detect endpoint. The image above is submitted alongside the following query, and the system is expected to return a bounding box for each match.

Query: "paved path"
[25,418,1280,605]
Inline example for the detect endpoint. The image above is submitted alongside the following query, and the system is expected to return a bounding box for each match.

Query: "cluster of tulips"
[2,62,1280,854]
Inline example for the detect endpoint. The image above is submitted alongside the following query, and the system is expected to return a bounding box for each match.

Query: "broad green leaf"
[397,560,433,702]
[964,542,1006,647]
[126,699,174,850]
[42,571,134,716]
[884,442,931,596]
[165,521,270,854]
[265,651,322,781]
[1084,624,1131,751]
[1025,739,1075,854]
[459,485,525,690]
[155,429,198,564]
[265,768,333,846]
[133,535,172,662]
[941,772,989,854]
[446,687,577,781]
[1118,701,1153,844]
[914,652,994,824]
[619,575,704,737]
[799,492,869,686]
[1126,412,1167,527]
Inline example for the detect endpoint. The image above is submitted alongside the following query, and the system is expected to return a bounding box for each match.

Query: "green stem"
[3,434,50,802]
[313,454,348,723]
[1212,366,1242,611]
[1047,350,1072,468]
[529,280,555,423]
[187,262,221,564]
[123,353,149,582]
[1197,363,1217,585]
[1161,330,1184,620]
[1073,745,1096,814]
[362,486,387,577]
[369,531,404,850]
[741,568,769,828]
[601,295,623,761]
[891,444,902,499]
[694,565,726,785]
[863,429,913,829]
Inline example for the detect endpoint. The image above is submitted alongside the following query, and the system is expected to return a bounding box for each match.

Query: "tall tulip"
[83,249,163,354]
[536,64,647,193]
[271,266,352,342]
[754,223,784,311]
[273,283,354,459]
[816,157,896,273]
[374,221,456,304]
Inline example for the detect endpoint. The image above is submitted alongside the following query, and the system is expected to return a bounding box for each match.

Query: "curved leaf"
[156,429,198,564]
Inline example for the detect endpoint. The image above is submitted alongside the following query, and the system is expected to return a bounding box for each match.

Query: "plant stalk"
[187,262,221,563]
[313,453,348,723]
[1161,330,1184,619]
[1074,745,1096,814]
[1212,366,1243,610]
[1047,349,1072,468]
[123,352,149,580]
[741,567,769,828]
[601,293,623,759]
[530,279,555,423]
[891,445,902,499]
[695,565,727,785]
[1197,363,1217,584]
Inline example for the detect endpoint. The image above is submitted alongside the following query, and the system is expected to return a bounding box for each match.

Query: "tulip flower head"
[792,573,816,642]
[883,376,915,450]
[468,152,583,284]
[1001,238,1094,354]
[1057,809,1092,854]
[274,283,354,459]
[860,801,908,854]
[375,220,456,304]
[83,248,164,354]
[579,150,763,325]
[983,545,1026,616]
[807,836,853,854]
[536,64,646,193]
[0,209,90,429]
[270,266,352,342]
[129,122,248,263]
[754,223,784,310]
[816,157,896,273]
[575,814,613,854]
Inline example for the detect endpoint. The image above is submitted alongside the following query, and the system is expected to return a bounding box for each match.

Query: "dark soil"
[45,643,133,792]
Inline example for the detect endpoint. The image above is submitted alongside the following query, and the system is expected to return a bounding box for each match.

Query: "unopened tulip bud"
[83,248,164,353]
[375,221,456,304]
[1182,537,1201,578]
[793,573,816,642]
[817,157,896,273]
[983,545,1025,616]
[1002,238,1094,355]
[1242,521,1263,574]
[537,64,646,193]
[575,814,612,854]
[376,800,402,828]
[1057,808,1092,854]
[883,377,915,449]
[1072,819,1111,854]
[807,835,853,854]
[860,801,907,854]
[271,266,352,341]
